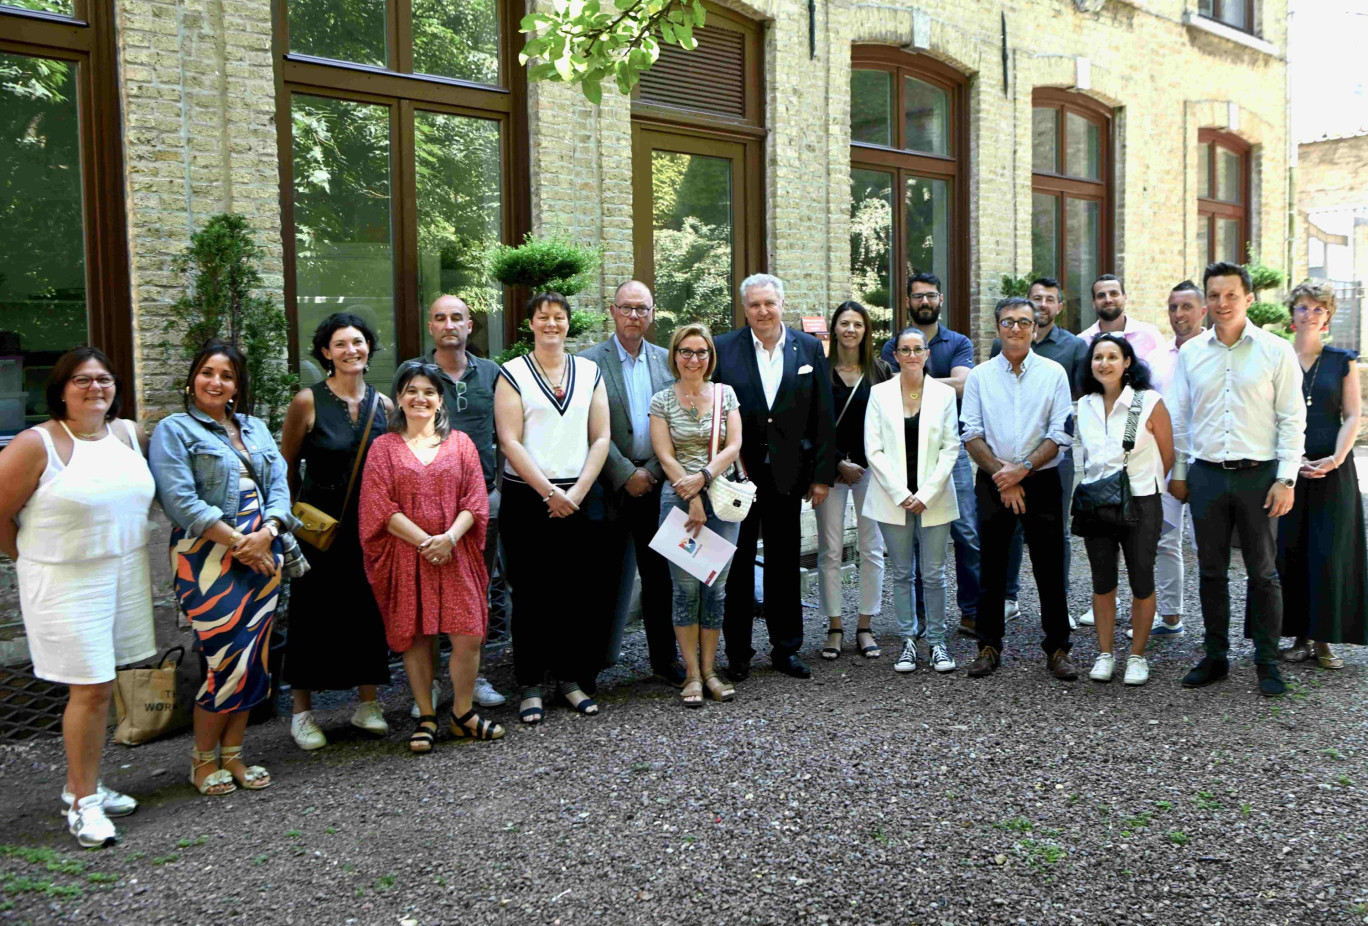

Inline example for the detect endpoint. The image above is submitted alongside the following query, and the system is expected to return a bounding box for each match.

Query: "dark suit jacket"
[577,336,675,490]
[713,325,837,496]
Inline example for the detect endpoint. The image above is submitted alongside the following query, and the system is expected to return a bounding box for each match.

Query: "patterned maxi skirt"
[170,487,283,712]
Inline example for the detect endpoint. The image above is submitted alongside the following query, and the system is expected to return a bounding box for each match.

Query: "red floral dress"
[358,431,489,651]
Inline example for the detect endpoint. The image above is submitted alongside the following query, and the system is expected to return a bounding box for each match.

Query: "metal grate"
[0,663,66,743]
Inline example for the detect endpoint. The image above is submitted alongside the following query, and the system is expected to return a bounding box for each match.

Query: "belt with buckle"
[1196,458,1270,471]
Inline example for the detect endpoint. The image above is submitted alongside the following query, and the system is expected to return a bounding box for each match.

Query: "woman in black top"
[279,314,395,750]
[816,301,893,661]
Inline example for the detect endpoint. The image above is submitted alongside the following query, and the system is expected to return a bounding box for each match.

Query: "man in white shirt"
[1168,262,1306,697]
[1079,274,1166,362]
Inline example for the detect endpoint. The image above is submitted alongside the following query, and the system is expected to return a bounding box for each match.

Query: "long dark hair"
[45,347,122,422]
[389,363,451,440]
[183,339,252,415]
[1080,333,1153,396]
[828,300,890,383]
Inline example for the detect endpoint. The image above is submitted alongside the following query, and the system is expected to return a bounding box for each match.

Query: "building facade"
[1296,133,1367,355]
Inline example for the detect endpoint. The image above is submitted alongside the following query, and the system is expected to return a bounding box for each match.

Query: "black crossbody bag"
[1070,389,1145,538]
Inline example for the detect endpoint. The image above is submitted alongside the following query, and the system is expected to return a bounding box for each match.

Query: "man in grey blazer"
[578,280,684,684]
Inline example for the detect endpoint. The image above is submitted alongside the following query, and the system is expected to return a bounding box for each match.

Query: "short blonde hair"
[667,323,718,378]
[1287,279,1338,321]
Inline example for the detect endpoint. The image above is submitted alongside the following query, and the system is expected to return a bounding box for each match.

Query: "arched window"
[1031,89,1113,332]
[849,47,968,344]
[1197,130,1250,268]
[276,0,529,377]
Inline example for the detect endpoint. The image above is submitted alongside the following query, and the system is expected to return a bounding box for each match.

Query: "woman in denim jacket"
[150,340,299,797]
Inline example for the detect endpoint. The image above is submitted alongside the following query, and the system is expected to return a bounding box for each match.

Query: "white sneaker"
[1004,599,1021,622]
[1089,653,1115,682]
[409,681,442,719]
[350,700,389,736]
[930,643,956,673]
[1123,654,1150,686]
[894,640,918,673]
[290,711,327,750]
[1078,608,1095,627]
[61,781,136,818]
[473,677,507,708]
[1126,619,1184,640]
[67,793,117,848]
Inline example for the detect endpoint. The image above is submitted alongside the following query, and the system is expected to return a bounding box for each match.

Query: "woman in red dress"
[359,364,501,752]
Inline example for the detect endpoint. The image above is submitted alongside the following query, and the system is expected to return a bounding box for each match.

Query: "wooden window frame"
[630,2,764,331]
[1197,129,1250,267]
[1200,0,1256,36]
[273,0,530,366]
[850,47,969,335]
[1031,88,1113,332]
[0,1,134,413]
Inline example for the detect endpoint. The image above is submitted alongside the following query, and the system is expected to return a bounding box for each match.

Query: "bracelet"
[544,487,557,502]
[700,467,713,487]
[445,529,456,545]
[229,530,245,546]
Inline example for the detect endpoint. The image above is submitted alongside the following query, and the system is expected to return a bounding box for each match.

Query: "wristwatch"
[1277,477,1295,488]
[1021,460,1035,474]
[263,521,280,538]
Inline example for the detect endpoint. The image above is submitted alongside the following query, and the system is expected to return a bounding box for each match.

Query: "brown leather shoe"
[966,645,1000,678]
[957,619,977,637]
[1047,649,1079,681]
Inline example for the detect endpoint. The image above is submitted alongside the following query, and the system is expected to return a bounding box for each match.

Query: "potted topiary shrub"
[486,233,607,361]
[1245,253,1291,341]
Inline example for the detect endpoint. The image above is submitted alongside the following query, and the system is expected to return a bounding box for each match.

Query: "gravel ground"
[3,523,1367,926]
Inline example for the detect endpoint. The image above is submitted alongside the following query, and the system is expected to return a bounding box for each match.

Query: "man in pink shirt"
[1079,274,1165,362]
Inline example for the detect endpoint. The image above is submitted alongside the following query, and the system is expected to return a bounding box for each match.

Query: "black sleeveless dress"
[1276,347,1367,644]
[284,382,393,689]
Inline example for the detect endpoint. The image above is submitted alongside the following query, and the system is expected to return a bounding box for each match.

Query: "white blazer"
[861,376,961,527]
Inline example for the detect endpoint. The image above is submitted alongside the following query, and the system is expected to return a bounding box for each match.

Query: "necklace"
[69,423,107,440]
[1302,351,1323,407]
[531,352,568,400]
[903,377,923,400]
[679,383,708,420]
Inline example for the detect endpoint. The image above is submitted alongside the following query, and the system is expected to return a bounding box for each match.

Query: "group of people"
[1,261,1363,851]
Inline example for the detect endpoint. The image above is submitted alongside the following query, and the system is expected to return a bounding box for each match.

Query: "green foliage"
[999,273,1037,299]
[520,0,708,102]
[165,214,296,430]
[487,233,600,296]
[1248,301,1291,332]
[1246,253,1286,299]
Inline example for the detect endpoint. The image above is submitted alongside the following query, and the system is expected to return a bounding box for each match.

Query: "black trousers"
[1187,460,1282,666]
[723,468,805,664]
[605,483,679,673]
[974,468,1072,655]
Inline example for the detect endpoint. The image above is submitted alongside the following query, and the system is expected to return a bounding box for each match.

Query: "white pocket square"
[797,364,813,375]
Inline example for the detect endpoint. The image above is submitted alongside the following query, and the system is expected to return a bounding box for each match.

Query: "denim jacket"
[149,406,299,538]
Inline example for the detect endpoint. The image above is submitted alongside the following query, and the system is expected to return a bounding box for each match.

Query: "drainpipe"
[1285,5,1296,287]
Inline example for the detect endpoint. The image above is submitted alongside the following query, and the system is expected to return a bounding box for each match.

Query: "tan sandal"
[703,672,735,702]
[681,676,704,708]
[1316,646,1345,670]
[190,748,235,796]
[220,746,271,790]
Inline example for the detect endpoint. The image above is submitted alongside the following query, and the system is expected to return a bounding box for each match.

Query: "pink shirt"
[1079,315,1166,362]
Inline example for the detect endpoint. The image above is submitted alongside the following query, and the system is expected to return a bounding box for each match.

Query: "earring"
[364,362,371,373]
[184,385,192,395]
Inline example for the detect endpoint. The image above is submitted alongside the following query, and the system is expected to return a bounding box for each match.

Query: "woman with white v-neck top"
[494,292,612,725]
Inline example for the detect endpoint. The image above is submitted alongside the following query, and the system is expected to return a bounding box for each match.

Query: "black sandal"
[821,625,844,661]
[557,681,599,715]
[519,687,544,725]
[409,715,438,754]
[450,708,505,741]
[857,628,882,659]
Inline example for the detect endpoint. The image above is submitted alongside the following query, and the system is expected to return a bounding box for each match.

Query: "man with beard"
[878,273,980,636]
[1079,274,1165,362]
[990,277,1089,628]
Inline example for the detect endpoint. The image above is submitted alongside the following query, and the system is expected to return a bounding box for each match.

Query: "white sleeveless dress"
[15,421,157,684]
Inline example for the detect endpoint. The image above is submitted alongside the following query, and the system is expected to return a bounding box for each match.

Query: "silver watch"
[1277,477,1295,488]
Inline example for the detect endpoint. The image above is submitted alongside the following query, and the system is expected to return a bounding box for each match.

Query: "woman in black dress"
[280,314,395,748]
[1277,282,1366,668]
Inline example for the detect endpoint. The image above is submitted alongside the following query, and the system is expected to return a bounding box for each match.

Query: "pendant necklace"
[532,352,568,400]
[1302,352,1322,408]
[680,384,706,420]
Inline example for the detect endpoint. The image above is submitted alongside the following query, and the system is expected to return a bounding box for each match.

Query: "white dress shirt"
[960,350,1073,470]
[1075,387,1167,495]
[1079,315,1166,362]
[752,327,787,410]
[1168,322,1306,483]
[1147,337,1182,397]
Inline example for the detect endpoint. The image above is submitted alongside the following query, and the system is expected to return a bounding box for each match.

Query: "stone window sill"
[1183,12,1280,58]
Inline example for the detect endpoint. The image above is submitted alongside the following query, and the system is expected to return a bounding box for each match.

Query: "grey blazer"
[578,336,676,490]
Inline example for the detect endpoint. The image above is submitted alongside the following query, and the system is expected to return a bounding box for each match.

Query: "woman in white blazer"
[863,327,962,674]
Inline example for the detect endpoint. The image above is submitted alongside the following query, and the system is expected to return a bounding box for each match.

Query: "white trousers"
[1155,491,1189,618]
[814,468,885,618]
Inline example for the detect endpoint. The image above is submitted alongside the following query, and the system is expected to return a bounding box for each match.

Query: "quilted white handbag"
[706,385,756,522]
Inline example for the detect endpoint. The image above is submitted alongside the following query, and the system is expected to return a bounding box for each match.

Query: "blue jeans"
[659,484,741,629]
[882,516,952,646]
[915,447,980,622]
[1006,450,1074,601]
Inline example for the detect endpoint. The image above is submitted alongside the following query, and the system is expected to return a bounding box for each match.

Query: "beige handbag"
[293,391,379,551]
[706,385,756,522]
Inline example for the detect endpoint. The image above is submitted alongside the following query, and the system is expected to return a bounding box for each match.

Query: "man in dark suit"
[714,273,837,680]
[578,281,683,684]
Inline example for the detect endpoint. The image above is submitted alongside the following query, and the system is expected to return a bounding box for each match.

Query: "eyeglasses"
[676,348,712,360]
[71,375,115,389]
[614,304,653,317]
[909,292,941,302]
[894,346,929,357]
[999,318,1035,330]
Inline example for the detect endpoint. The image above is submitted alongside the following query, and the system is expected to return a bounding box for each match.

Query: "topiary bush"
[487,233,600,296]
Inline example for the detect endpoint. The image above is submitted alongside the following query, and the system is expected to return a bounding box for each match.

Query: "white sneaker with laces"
[67,793,117,848]
[409,681,442,719]
[1123,654,1150,686]
[350,700,389,735]
[1089,652,1115,682]
[1078,608,1095,627]
[930,643,956,673]
[894,640,918,673]
[61,781,136,818]
[1004,599,1021,622]
[473,677,506,707]
[290,711,328,750]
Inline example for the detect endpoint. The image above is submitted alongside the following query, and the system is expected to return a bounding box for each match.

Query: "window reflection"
[903,77,948,156]
[412,0,500,85]
[850,70,892,147]
[905,176,949,305]
[849,169,894,343]
[651,151,734,342]
[288,0,387,67]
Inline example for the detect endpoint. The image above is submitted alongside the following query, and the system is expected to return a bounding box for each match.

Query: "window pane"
[0,53,87,436]
[1198,0,1215,15]
[850,70,892,147]
[1215,147,1242,203]
[1,0,75,16]
[291,95,396,387]
[1032,192,1059,279]
[288,0,387,68]
[850,169,894,344]
[413,0,500,85]
[1032,107,1058,174]
[904,175,949,305]
[1065,112,1101,181]
[1198,143,1211,198]
[903,77,949,156]
[1197,216,1210,267]
[1217,0,1247,30]
[1216,217,1242,264]
[651,150,734,341]
[1064,197,1100,332]
[415,111,503,359]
